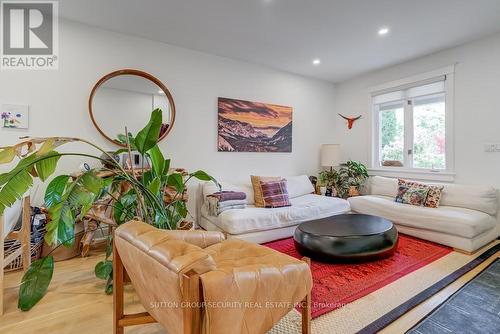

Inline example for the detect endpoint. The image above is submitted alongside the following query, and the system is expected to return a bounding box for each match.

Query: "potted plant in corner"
[0,109,219,311]
[335,160,369,198]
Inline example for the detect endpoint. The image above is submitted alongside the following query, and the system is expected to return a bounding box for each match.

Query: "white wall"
[0,20,337,210]
[333,32,500,190]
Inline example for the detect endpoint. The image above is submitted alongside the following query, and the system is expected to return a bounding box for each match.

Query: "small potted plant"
[318,169,338,197]
[339,160,369,198]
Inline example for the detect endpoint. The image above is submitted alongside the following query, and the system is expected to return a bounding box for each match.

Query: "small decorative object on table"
[319,186,327,196]
[382,159,403,167]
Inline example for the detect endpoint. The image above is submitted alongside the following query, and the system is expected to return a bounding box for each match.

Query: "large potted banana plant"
[0,109,218,311]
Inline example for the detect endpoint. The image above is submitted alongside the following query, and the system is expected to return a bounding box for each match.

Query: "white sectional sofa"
[196,175,350,243]
[348,176,499,253]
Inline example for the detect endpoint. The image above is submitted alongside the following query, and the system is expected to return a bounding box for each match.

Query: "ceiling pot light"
[378,27,389,35]
[312,59,321,65]
[158,90,165,94]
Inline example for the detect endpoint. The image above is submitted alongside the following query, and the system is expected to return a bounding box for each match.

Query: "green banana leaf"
[18,256,54,311]
[0,147,16,164]
[44,175,70,207]
[44,171,103,247]
[147,145,165,176]
[167,173,184,193]
[148,177,161,195]
[134,108,162,154]
[35,151,61,181]
[0,154,37,215]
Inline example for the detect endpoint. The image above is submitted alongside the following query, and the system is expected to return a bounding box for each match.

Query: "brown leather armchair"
[113,221,312,334]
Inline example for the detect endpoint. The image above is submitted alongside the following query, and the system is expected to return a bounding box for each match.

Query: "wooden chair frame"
[113,241,311,334]
[0,196,31,315]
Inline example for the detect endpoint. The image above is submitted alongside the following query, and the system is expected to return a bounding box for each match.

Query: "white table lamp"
[321,144,341,169]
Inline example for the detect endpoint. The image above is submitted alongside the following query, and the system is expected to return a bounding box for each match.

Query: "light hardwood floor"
[1,250,498,334]
[0,252,164,334]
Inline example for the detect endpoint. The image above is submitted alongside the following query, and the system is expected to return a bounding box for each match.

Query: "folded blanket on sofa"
[216,204,246,214]
[207,191,246,202]
[206,195,247,216]
[217,199,247,208]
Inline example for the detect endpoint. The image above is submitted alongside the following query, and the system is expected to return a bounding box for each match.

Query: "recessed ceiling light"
[158,90,165,94]
[378,27,389,36]
[312,59,321,65]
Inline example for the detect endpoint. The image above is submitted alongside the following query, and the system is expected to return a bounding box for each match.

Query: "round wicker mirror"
[89,69,176,146]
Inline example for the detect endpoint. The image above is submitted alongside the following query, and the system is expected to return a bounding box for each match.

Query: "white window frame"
[368,65,455,182]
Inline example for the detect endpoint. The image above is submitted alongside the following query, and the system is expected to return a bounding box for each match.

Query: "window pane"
[379,103,404,167]
[413,94,445,169]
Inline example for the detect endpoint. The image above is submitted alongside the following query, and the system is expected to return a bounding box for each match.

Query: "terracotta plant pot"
[348,186,360,197]
[41,221,85,261]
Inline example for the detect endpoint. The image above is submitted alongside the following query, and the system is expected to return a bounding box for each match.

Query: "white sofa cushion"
[348,195,497,239]
[439,184,498,216]
[285,175,315,198]
[369,176,498,215]
[201,194,350,235]
[371,176,398,197]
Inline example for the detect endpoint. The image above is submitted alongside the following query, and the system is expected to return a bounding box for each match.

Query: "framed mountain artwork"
[218,97,292,152]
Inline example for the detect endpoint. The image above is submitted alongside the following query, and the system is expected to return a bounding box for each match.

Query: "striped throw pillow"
[259,179,291,208]
[251,175,282,207]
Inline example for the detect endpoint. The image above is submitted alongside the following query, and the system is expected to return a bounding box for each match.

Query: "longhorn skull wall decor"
[338,114,361,129]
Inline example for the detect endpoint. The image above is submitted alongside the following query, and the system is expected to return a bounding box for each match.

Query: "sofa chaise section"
[348,176,499,252]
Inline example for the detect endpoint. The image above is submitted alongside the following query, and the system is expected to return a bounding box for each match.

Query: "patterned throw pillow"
[251,175,282,207]
[395,185,410,203]
[425,184,444,208]
[398,179,444,208]
[401,187,430,206]
[259,179,291,208]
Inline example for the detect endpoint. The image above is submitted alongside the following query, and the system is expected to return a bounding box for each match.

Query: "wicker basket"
[3,216,47,273]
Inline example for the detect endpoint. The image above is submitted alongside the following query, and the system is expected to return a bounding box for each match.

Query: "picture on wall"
[1,104,29,129]
[218,97,292,152]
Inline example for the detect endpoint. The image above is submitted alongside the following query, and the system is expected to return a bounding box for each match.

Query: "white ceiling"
[58,0,500,83]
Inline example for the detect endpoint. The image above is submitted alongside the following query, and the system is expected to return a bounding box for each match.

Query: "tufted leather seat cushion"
[115,221,222,274]
[115,221,312,334]
[201,239,312,334]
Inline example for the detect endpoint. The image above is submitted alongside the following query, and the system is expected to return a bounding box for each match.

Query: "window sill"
[368,168,455,182]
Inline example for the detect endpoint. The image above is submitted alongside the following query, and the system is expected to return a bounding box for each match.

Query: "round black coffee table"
[294,214,398,262]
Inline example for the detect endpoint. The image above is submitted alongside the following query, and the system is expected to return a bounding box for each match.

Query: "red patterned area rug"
[263,234,452,318]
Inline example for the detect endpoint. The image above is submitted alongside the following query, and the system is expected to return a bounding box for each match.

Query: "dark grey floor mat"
[407,259,500,334]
